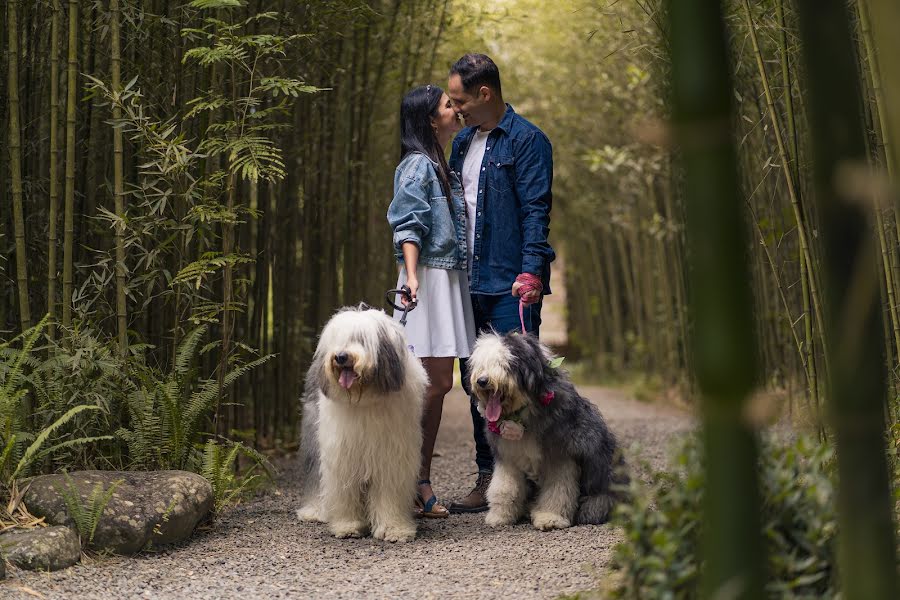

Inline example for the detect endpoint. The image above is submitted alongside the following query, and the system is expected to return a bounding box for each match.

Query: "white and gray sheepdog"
[296,306,427,542]
[467,331,627,530]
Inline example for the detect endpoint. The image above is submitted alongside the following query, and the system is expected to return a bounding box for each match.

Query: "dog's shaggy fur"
[467,331,627,530]
[296,306,427,542]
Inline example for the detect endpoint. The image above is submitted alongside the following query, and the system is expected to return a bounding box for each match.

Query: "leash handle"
[385,285,417,326]
[515,273,543,334]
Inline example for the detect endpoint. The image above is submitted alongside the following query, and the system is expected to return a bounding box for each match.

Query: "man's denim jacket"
[448,104,555,295]
[387,152,468,271]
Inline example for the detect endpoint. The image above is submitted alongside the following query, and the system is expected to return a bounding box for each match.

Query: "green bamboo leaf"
[188,0,242,9]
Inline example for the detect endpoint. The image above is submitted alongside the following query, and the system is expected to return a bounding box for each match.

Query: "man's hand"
[512,273,542,305]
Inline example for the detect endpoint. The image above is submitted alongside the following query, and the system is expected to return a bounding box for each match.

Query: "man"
[446,53,555,513]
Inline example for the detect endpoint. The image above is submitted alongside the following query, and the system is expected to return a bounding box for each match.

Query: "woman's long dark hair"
[400,85,452,198]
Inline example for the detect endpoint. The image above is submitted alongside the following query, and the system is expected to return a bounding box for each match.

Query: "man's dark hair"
[450,53,502,97]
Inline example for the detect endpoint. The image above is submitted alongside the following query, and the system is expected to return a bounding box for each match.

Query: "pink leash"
[515,273,543,334]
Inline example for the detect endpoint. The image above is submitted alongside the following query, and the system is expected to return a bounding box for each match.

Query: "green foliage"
[27,324,132,470]
[0,317,111,486]
[1,317,271,516]
[189,0,243,9]
[181,10,320,184]
[611,434,839,599]
[118,325,273,471]
[200,439,272,513]
[0,317,46,480]
[888,400,900,537]
[57,474,123,547]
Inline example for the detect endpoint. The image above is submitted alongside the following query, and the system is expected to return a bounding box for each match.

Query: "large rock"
[0,526,81,571]
[24,470,213,554]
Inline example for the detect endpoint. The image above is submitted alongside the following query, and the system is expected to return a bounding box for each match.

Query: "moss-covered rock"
[1,526,81,571]
[24,470,213,554]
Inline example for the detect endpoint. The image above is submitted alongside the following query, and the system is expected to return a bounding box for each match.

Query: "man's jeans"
[460,293,542,473]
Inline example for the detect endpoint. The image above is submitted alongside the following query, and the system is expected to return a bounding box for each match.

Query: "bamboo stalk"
[741,0,830,377]
[857,0,896,179]
[48,0,60,341]
[775,0,799,174]
[7,0,31,332]
[799,250,822,435]
[110,0,127,355]
[869,155,900,363]
[667,1,764,597]
[601,228,626,371]
[794,1,899,596]
[856,0,900,368]
[62,0,77,328]
[745,198,811,390]
[865,0,900,180]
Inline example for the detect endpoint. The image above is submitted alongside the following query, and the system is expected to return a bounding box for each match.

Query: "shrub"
[611,434,839,599]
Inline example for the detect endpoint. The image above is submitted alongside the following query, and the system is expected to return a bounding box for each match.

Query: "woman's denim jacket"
[387,152,467,271]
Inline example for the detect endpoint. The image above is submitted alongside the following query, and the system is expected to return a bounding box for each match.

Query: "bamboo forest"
[0,0,898,598]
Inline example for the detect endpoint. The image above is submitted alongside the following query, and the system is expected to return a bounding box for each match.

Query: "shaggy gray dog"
[467,331,627,530]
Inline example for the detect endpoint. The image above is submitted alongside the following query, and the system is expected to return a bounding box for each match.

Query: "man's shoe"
[448,472,492,514]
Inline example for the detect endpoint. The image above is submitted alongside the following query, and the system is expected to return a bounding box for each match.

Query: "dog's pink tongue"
[486,393,502,423]
[339,368,358,389]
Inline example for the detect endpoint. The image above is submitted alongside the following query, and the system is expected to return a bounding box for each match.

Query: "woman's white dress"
[393,265,476,358]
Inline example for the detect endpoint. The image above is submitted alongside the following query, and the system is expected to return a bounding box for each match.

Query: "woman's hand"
[400,242,420,307]
[403,276,419,306]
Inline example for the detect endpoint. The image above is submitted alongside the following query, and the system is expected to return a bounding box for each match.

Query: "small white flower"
[500,420,525,440]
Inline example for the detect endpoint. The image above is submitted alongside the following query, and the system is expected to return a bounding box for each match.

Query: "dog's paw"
[531,511,571,531]
[373,523,416,543]
[296,505,325,523]
[485,508,517,528]
[330,520,368,539]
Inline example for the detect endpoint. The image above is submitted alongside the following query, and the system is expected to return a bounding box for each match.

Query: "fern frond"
[174,325,208,378]
[183,354,274,437]
[1,315,49,403]
[12,405,102,479]
[35,435,116,463]
[57,474,123,545]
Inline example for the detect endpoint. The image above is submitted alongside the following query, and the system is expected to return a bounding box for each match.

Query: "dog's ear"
[307,352,328,395]
[373,322,405,393]
[509,333,546,399]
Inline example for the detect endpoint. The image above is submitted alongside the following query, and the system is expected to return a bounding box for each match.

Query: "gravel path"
[3,386,692,600]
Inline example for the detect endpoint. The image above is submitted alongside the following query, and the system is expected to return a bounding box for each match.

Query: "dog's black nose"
[476,376,489,388]
[335,352,349,365]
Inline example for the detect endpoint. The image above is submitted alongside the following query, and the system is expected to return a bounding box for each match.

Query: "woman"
[387,85,475,518]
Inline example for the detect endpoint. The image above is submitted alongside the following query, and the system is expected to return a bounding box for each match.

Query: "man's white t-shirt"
[461,129,492,274]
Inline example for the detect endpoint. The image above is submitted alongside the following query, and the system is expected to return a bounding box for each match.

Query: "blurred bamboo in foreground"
[666,0,763,597]
[794,0,900,597]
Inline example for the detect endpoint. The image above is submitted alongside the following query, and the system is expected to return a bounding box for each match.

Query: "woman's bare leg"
[418,357,455,503]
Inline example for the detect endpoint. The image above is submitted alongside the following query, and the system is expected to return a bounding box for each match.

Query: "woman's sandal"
[414,479,450,519]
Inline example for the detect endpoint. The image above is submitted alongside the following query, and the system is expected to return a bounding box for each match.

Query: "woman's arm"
[401,241,420,306]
